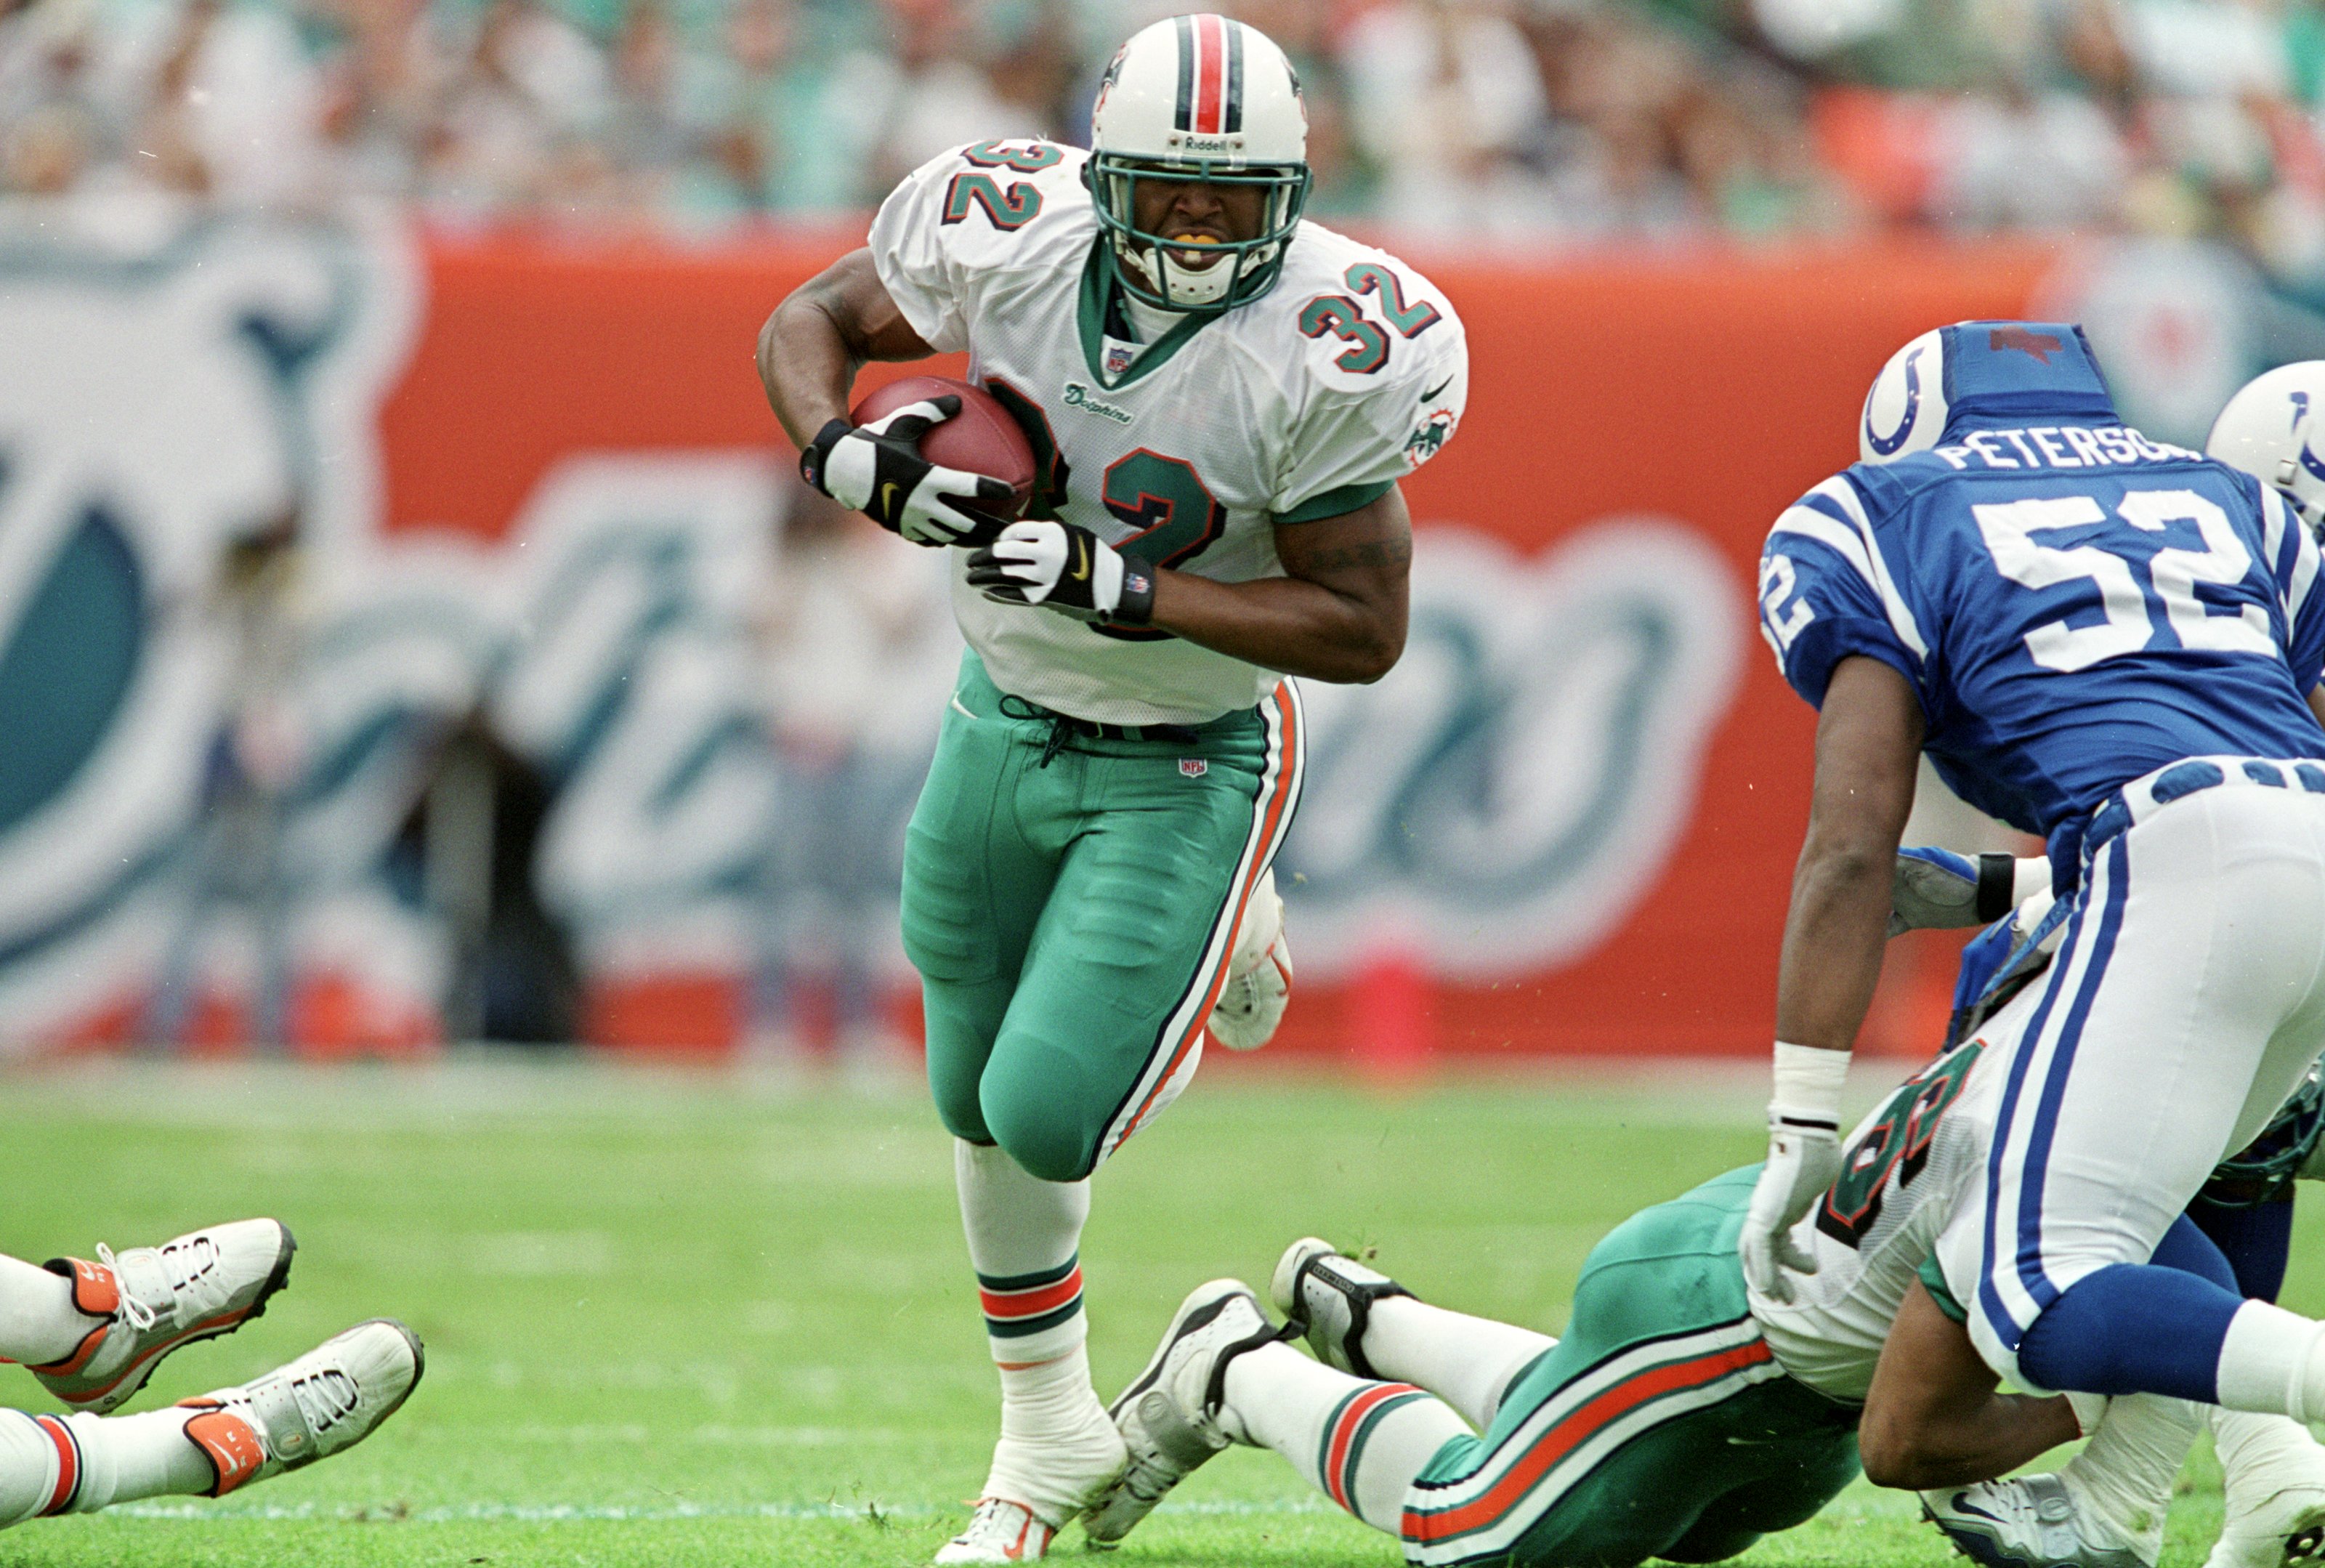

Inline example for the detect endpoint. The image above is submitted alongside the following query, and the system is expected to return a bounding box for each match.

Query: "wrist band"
[799,419,850,492]
[1975,853,2017,924]
[1111,554,1156,626]
[1769,1040,1849,1132]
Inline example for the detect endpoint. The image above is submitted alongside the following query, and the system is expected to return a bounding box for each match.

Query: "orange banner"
[373,231,2058,1059]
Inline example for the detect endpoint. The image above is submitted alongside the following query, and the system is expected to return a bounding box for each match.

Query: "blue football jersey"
[1760,428,2325,872]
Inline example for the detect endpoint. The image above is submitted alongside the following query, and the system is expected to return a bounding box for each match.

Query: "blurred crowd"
[1,0,2324,264]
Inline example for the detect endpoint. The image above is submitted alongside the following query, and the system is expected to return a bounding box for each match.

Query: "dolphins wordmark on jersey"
[870,138,1468,727]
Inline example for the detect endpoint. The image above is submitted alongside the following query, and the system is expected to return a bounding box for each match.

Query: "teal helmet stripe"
[1224,21,1243,133]
[1174,15,1194,130]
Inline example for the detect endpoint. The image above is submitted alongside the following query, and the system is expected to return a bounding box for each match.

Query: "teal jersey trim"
[1273,478,1396,525]
[1917,1253,1969,1324]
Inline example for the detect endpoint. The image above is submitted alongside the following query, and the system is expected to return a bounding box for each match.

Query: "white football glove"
[966,520,1156,624]
[1210,869,1292,1051]
[799,398,1014,546]
[1739,1042,1851,1304]
[1739,1120,1841,1303]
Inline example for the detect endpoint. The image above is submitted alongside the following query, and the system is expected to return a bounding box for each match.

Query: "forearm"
[756,250,935,452]
[1774,832,1896,1049]
[1147,570,1402,684]
[1861,1390,2080,1490]
[757,298,859,450]
[1860,1282,2083,1488]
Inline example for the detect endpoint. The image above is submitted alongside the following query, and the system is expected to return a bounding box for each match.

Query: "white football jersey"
[1749,1030,2013,1402]
[869,139,1469,726]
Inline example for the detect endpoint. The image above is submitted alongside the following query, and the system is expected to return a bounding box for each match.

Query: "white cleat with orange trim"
[31,1219,296,1413]
[177,1319,423,1497]
[934,1497,1059,1564]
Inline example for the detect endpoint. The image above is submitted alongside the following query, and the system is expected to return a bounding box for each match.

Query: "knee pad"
[979,1084,1101,1185]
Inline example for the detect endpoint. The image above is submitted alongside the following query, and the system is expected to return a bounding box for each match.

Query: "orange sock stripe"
[1320,1382,1419,1512]
[33,1415,78,1516]
[976,1266,1084,1323]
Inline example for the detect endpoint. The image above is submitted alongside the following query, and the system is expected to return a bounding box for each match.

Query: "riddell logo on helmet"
[1173,134,1237,153]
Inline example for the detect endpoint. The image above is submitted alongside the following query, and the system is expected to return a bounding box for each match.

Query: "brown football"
[849,375,1037,522]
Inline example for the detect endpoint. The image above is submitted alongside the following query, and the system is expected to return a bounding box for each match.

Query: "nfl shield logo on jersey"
[1179,758,1208,778]
[1105,342,1135,378]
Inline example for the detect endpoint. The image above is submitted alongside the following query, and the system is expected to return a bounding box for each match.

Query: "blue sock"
[2017,1214,2244,1400]
[2188,1196,2294,1302]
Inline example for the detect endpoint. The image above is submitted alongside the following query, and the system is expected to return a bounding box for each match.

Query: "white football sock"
[2058,1393,2201,1561]
[1226,1341,1468,1534]
[955,1140,1119,1519]
[956,1139,1091,1367]
[2217,1300,2325,1418]
[1360,1296,1555,1431]
[0,1256,97,1367]
[61,1409,213,1512]
[0,1407,216,1527]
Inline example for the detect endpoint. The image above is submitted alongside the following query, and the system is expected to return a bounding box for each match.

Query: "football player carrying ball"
[757,13,1465,1561]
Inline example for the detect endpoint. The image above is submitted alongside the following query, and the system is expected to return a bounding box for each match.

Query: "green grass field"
[0,1056,2308,1567]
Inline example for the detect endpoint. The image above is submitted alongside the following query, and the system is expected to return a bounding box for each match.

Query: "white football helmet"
[1859,328,1947,464]
[1088,15,1310,313]
[2206,361,2325,528]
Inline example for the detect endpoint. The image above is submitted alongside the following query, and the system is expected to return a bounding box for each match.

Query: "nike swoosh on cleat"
[1949,1492,2005,1524]
[1420,376,1452,402]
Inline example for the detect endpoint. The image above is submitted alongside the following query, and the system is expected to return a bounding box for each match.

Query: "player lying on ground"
[1076,1051,2325,1568]
[756,12,1462,1561]
[0,1217,419,1525]
[1075,809,2325,1568]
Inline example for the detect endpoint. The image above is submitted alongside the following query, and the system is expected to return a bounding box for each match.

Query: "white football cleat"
[934,1497,1057,1564]
[177,1318,423,1495]
[1923,1474,2154,1568]
[934,1369,1126,1561]
[2206,1428,2325,1568]
[1271,1237,1412,1380]
[1208,870,1293,1052]
[1081,1280,1284,1549]
[31,1219,296,1413]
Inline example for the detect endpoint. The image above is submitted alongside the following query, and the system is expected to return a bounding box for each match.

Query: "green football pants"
[1403,1168,1861,1567]
[901,653,1304,1182]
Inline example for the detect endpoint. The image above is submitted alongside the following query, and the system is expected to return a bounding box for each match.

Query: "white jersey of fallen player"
[1749,1032,2011,1402]
[870,138,1468,726]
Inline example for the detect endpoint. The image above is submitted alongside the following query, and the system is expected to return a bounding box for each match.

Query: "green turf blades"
[0,1062,2268,1565]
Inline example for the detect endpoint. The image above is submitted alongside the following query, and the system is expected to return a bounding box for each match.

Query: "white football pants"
[1938,758,2325,1384]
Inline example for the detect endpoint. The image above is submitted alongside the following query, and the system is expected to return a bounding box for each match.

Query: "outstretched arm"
[1859,1282,2082,1488]
[1776,655,1928,1050]
[1741,655,1926,1301]
[756,248,935,448]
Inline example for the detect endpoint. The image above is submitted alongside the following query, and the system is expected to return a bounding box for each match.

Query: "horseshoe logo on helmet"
[1864,345,1925,458]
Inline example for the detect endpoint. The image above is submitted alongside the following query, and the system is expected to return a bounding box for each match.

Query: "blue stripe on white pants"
[1958,785,2325,1384]
[1974,838,2119,1356]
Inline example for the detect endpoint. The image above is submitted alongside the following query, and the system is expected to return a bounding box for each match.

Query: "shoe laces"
[93,1246,158,1333]
[287,1367,361,1436]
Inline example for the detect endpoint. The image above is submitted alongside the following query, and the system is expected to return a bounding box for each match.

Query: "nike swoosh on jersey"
[1420,376,1453,403]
